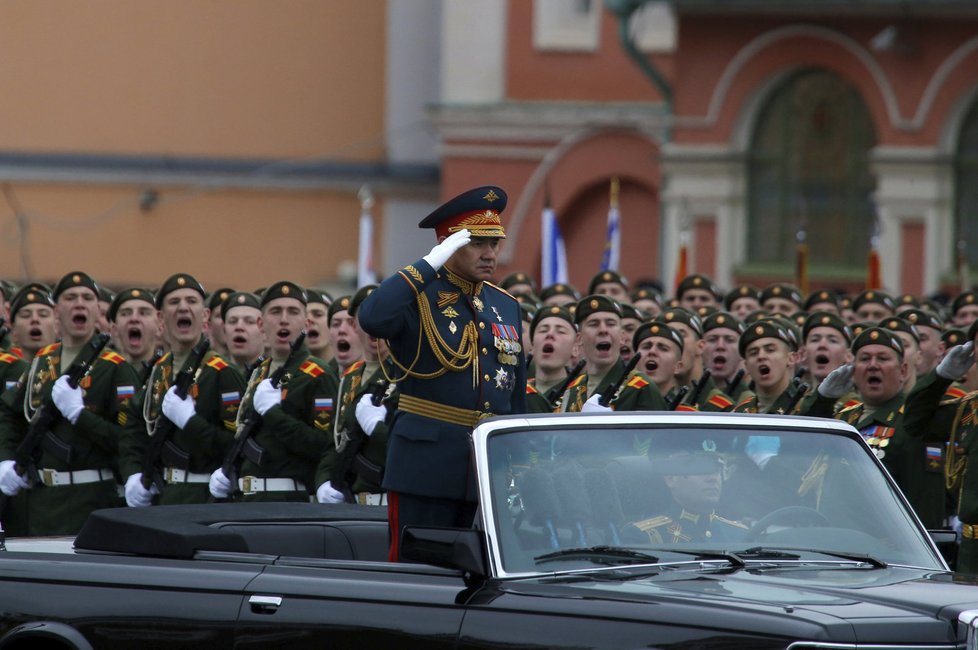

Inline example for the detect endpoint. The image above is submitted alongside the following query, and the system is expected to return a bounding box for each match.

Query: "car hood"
[499,565,978,644]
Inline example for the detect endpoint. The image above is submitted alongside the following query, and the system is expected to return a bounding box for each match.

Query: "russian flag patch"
[222,391,241,404]
[117,385,135,399]
[314,398,334,411]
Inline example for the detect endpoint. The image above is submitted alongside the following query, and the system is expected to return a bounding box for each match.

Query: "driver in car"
[629,434,748,544]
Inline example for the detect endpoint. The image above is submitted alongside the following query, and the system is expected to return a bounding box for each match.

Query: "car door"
[234,558,468,649]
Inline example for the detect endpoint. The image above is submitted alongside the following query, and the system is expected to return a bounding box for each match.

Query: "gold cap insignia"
[26,292,34,300]
[132,290,140,297]
[666,311,674,319]
[693,277,702,286]
[556,284,565,291]
[549,306,560,314]
[866,292,874,299]
[969,295,975,304]
[755,326,764,335]
[821,316,830,324]
[870,331,880,340]
[651,325,660,334]
[282,286,290,295]
[590,299,599,309]
[602,273,613,281]
[237,295,246,304]
[717,316,726,324]
[772,287,782,295]
[177,277,187,287]
[740,287,749,295]
[341,298,350,308]
[483,189,500,203]
[72,274,81,284]
[908,313,918,322]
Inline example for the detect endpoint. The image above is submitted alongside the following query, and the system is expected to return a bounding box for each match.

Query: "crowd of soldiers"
[506,268,978,571]
[0,271,395,539]
[4,257,978,570]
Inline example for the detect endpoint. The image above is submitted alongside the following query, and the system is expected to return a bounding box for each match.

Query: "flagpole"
[601,177,621,272]
[357,184,376,288]
[866,209,882,290]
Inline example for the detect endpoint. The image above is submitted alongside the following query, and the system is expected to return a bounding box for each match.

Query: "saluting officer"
[120,274,246,506]
[357,186,527,559]
[0,272,140,536]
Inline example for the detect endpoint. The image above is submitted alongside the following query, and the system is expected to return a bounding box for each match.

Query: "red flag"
[866,248,882,290]
[795,228,809,296]
[674,236,689,295]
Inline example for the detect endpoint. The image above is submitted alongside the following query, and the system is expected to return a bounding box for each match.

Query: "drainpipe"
[603,0,673,116]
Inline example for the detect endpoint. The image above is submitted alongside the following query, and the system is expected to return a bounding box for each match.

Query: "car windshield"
[481,419,943,576]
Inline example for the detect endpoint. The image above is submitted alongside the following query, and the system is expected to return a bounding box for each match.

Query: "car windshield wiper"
[534,546,660,566]
[728,546,887,568]
[648,548,747,568]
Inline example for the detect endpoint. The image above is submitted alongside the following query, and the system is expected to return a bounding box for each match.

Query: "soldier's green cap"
[633,320,684,353]
[305,287,333,307]
[675,273,719,300]
[953,291,978,316]
[943,328,968,347]
[651,431,723,474]
[222,291,261,316]
[620,302,645,322]
[0,279,18,301]
[207,287,235,311]
[108,288,156,322]
[900,308,942,332]
[702,311,745,335]
[587,270,628,296]
[695,305,718,320]
[659,307,704,338]
[53,271,99,301]
[770,314,802,349]
[515,293,541,309]
[260,281,307,308]
[790,311,809,329]
[9,282,53,321]
[743,308,771,324]
[539,283,580,303]
[849,321,874,339]
[851,289,896,315]
[803,289,840,311]
[519,300,537,324]
[738,320,794,357]
[760,282,803,307]
[880,316,919,344]
[97,285,115,304]
[327,295,352,324]
[574,294,622,324]
[724,284,760,311]
[155,273,206,308]
[631,286,662,305]
[839,295,853,309]
[802,311,852,343]
[500,271,537,295]
[896,293,920,308]
[851,326,904,358]
[530,305,575,339]
[349,285,378,319]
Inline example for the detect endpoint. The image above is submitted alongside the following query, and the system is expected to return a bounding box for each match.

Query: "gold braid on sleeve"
[382,292,480,388]
[947,399,971,493]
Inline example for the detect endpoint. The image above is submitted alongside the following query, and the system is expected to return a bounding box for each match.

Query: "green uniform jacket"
[119,346,246,504]
[0,341,139,536]
[237,352,339,502]
[560,359,665,413]
[830,394,906,487]
[732,385,806,415]
[680,375,735,412]
[316,360,397,496]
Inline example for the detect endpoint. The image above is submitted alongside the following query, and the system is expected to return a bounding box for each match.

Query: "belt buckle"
[41,468,57,487]
[164,467,177,483]
[242,476,257,494]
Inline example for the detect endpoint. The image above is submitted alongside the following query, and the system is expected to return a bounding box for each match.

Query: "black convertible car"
[1,412,978,649]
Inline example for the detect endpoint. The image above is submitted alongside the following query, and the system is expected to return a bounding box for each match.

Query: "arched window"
[748,69,877,271]
[955,101,978,268]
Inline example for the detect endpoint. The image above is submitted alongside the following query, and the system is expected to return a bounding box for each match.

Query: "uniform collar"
[444,268,484,297]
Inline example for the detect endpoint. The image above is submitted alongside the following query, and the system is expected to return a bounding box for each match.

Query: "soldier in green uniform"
[221,292,265,375]
[587,271,629,305]
[903,309,947,378]
[618,302,645,366]
[4,283,54,370]
[108,288,162,373]
[0,272,140,536]
[796,311,855,414]
[951,290,978,329]
[880,316,922,394]
[630,287,662,319]
[851,289,896,324]
[632,320,686,407]
[316,285,397,505]
[700,311,746,406]
[539,283,579,308]
[732,320,805,415]
[659,308,733,411]
[724,285,761,321]
[759,283,803,317]
[675,273,720,312]
[208,281,339,503]
[525,306,579,413]
[326,295,359,377]
[305,288,333,364]
[205,287,235,359]
[120,274,246,506]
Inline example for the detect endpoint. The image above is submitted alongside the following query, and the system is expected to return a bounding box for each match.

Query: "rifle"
[668,385,690,410]
[784,379,811,415]
[336,377,390,503]
[685,369,713,408]
[138,348,165,388]
[597,354,641,407]
[725,368,746,397]
[243,355,265,381]
[2,332,110,503]
[217,331,305,501]
[140,338,211,492]
[546,359,586,411]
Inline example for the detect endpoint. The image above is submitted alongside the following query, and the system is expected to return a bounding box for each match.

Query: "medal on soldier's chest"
[472,297,484,312]
[492,323,521,366]
[491,306,503,322]
[448,321,457,335]
[494,367,514,391]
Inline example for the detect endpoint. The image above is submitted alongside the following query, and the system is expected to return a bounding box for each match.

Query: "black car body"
[2,412,978,649]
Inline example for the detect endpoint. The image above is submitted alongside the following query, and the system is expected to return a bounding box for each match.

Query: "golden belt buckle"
[242,476,256,494]
[164,467,177,483]
[965,524,975,539]
[41,468,57,487]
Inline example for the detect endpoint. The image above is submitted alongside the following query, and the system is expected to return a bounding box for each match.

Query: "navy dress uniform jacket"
[357,259,527,501]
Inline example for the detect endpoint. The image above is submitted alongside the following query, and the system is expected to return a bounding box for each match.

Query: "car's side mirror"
[928,529,958,570]
[400,526,488,579]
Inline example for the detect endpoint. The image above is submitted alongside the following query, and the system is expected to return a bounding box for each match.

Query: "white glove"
[581,393,613,413]
[355,394,386,436]
[52,375,85,424]
[422,229,471,271]
[124,472,158,507]
[162,386,196,429]
[253,378,281,416]
[316,480,345,504]
[937,341,975,380]
[209,468,232,499]
[0,460,29,496]
[817,363,855,399]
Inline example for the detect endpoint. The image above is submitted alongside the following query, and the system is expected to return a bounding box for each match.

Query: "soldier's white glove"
[162,386,195,429]
[317,480,345,504]
[355,394,386,436]
[253,379,281,415]
[422,229,471,271]
[937,341,975,380]
[209,468,232,499]
[0,460,28,496]
[124,472,158,508]
[52,375,85,424]
[581,393,613,413]
[817,363,854,399]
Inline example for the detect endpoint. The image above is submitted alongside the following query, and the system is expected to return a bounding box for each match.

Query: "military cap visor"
[108,288,156,322]
[419,186,507,239]
[724,285,760,310]
[539,283,580,303]
[156,273,206,308]
[880,317,920,344]
[760,283,803,306]
[305,287,333,307]
[852,289,896,313]
[260,281,307,309]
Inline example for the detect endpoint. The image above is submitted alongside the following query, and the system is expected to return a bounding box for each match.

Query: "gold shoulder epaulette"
[632,515,672,532]
[711,513,749,530]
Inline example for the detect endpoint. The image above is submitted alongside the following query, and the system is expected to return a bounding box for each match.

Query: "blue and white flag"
[541,199,568,287]
[600,178,621,272]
